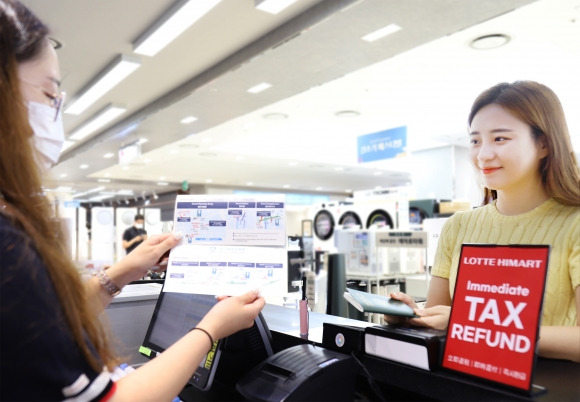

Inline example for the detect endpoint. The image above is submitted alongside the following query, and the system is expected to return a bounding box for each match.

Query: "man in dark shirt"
[122,214,148,254]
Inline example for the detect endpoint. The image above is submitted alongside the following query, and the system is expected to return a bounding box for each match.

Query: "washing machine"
[311,201,363,252]
[353,198,409,231]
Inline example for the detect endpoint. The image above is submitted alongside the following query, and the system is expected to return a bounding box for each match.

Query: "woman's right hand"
[198,290,265,341]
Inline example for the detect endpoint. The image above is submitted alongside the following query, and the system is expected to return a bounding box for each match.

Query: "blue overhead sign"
[357,126,407,163]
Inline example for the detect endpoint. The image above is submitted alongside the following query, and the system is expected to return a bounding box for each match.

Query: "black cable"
[350,352,388,402]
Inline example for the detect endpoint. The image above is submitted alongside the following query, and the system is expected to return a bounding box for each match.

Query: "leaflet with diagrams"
[163,194,287,297]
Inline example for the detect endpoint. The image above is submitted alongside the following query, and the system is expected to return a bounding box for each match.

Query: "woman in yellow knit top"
[387,81,580,362]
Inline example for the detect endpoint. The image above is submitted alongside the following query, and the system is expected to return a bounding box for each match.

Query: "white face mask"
[28,101,65,173]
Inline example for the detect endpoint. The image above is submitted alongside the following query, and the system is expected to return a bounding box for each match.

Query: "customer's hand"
[383,291,418,325]
[198,290,265,341]
[411,305,451,330]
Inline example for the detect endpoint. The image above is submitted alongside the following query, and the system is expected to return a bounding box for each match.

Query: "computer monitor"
[140,290,273,392]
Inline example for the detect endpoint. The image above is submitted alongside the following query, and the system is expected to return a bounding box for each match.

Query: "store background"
[22,0,580,263]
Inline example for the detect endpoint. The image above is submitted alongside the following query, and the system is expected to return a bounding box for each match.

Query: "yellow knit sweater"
[432,198,580,326]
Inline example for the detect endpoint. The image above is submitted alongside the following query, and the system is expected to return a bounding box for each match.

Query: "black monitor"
[140,290,273,392]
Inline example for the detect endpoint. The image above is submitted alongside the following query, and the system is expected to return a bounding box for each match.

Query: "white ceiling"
[23,0,580,204]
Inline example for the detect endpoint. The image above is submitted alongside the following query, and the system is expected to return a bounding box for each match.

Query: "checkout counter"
[106,287,579,401]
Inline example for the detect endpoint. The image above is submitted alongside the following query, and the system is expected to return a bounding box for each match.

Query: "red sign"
[442,244,549,392]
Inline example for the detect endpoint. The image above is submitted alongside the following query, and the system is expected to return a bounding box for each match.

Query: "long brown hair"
[468,81,580,207]
[0,0,117,371]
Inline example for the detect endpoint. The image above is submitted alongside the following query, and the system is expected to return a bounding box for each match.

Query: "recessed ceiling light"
[65,56,140,115]
[80,164,89,169]
[335,110,360,118]
[362,24,401,42]
[133,0,222,56]
[181,116,198,124]
[103,152,114,159]
[68,104,126,140]
[59,173,67,178]
[469,34,511,50]
[345,189,352,193]
[247,82,272,94]
[98,178,111,183]
[255,0,297,14]
[205,179,213,183]
[247,181,254,186]
[263,112,288,120]
[283,184,290,189]
[157,181,169,186]
[315,187,323,191]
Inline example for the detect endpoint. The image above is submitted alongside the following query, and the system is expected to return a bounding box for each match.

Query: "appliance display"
[311,201,363,252]
[354,198,409,231]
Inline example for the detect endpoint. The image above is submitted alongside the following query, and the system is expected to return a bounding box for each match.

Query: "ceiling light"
[247,182,254,186]
[157,182,169,186]
[64,55,140,115]
[247,82,272,94]
[152,191,159,200]
[137,138,149,145]
[103,152,114,159]
[69,104,126,140]
[97,178,111,183]
[80,164,89,169]
[362,24,401,42]
[59,173,67,178]
[283,184,290,189]
[181,116,198,124]
[255,0,297,14]
[133,0,222,56]
[263,112,288,120]
[205,179,213,183]
[469,34,511,50]
[316,187,323,191]
[335,110,360,118]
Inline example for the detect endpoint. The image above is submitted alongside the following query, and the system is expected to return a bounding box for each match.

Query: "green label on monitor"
[139,346,151,356]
